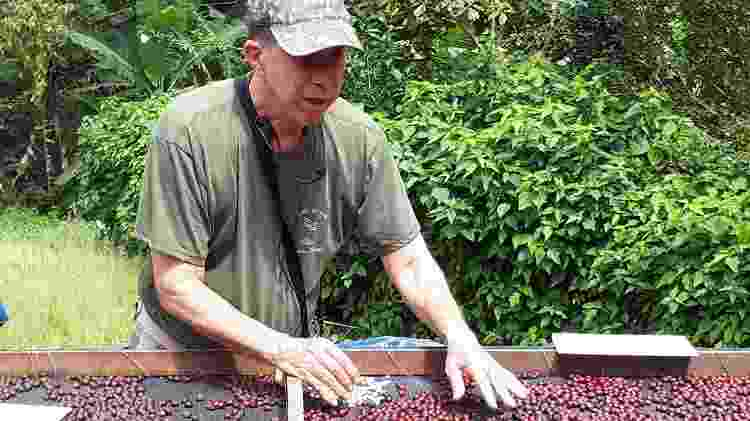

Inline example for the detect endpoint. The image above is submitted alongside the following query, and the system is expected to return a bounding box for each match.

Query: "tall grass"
[0,208,144,349]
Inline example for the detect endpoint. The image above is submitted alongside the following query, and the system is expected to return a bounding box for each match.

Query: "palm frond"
[65,30,154,94]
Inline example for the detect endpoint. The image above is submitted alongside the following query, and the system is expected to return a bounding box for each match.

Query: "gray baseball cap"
[247,0,363,56]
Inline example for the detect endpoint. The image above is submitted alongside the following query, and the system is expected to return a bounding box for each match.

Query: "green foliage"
[350,52,748,347]
[353,0,513,80]
[0,0,71,105]
[669,15,688,67]
[64,93,173,256]
[353,0,513,33]
[76,0,111,20]
[0,62,19,82]
[351,302,404,337]
[431,29,511,83]
[65,1,247,97]
[342,15,417,117]
[591,177,749,347]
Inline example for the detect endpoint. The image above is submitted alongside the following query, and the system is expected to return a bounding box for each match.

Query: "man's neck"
[248,76,305,150]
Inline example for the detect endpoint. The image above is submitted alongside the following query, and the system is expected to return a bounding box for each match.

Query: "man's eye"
[301,49,340,65]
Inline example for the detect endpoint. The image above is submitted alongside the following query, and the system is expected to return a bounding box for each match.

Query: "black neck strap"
[235,77,310,338]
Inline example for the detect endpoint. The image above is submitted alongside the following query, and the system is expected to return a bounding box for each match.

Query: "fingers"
[316,338,361,390]
[307,374,340,406]
[273,368,285,385]
[489,367,514,408]
[474,368,499,410]
[279,363,340,406]
[309,352,352,401]
[444,361,466,401]
[304,338,364,404]
[507,370,530,400]
[311,338,358,397]
[483,361,530,410]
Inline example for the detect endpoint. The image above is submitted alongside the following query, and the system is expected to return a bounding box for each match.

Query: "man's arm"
[152,252,290,361]
[380,234,472,340]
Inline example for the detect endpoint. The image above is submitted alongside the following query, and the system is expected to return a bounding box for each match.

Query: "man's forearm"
[385,236,473,340]
[156,270,290,361]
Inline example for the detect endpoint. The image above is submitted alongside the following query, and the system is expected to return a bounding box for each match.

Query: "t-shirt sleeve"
[135,120,211,262]
[356,120,421,257]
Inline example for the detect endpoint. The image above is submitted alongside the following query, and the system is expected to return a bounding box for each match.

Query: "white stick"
[286,375,304,421]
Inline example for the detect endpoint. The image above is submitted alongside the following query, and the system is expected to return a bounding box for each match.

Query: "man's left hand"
[444,327,529,410]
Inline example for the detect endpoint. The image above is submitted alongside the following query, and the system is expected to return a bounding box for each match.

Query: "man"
[128,0,529,411]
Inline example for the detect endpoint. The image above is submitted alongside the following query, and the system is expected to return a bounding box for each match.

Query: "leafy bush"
[341,14,417,117]
[351,57,750,347]
[590,166,749,347]
[64,93,173,256]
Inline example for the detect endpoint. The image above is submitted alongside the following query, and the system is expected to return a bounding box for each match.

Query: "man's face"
[253,41,348,127]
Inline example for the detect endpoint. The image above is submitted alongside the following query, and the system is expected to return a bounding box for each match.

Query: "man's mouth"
[305,98,328,107]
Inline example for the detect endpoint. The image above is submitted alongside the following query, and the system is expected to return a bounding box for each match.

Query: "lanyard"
[235,77,310,338]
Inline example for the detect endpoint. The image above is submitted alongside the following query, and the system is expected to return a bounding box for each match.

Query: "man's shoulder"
[325,98,383,135]
[159,79,239,131]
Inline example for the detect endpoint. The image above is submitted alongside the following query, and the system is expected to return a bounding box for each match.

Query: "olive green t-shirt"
[135,78,421,348]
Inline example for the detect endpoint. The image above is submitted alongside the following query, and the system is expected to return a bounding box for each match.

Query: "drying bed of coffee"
[1,369,748,420]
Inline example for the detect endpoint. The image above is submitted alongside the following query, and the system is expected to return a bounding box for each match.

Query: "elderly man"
[127,0,528,411]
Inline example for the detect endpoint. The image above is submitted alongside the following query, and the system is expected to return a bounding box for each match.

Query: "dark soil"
[0,370,747,420]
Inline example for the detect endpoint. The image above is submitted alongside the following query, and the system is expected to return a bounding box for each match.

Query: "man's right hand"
[269,336,366,406]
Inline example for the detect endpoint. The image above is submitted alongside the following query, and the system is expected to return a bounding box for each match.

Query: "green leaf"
[668,301,679,315]
[509,292,521,307]
[518,191,534,210]
[548,249,561,265]
[441,224,460,239]
[707,252,728,268]
[708,216,730,238]
[352,261,367,277]
[512,234,532,248]
[693,272,704,288]
[432,187,450,203]
[65,30,153,93]
[737,224,750,245]
[0,61,19,81]
[724,323,736,345]
[533,193,546,209]
[459,161,478,177]
[496,203,511,218]
[732,177,748,191]
[662,121,677,139]
[676,291,689,304]
[656,271,678,289]
[697,318,714,335]
[726,256,739,273]
[623,103,641,120]
[461,229,475,242]
[566,226,580,237]
[681,274,692,290]
[543,225,554,241]
[583,218,596,231]
[486,294,494,305]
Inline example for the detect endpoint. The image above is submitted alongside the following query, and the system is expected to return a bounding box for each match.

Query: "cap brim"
[271,19,363,57]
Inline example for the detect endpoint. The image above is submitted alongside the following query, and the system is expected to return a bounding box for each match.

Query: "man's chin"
[303,111,325,126]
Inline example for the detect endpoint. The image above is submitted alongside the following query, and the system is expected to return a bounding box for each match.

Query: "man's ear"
[242,39,263,68]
